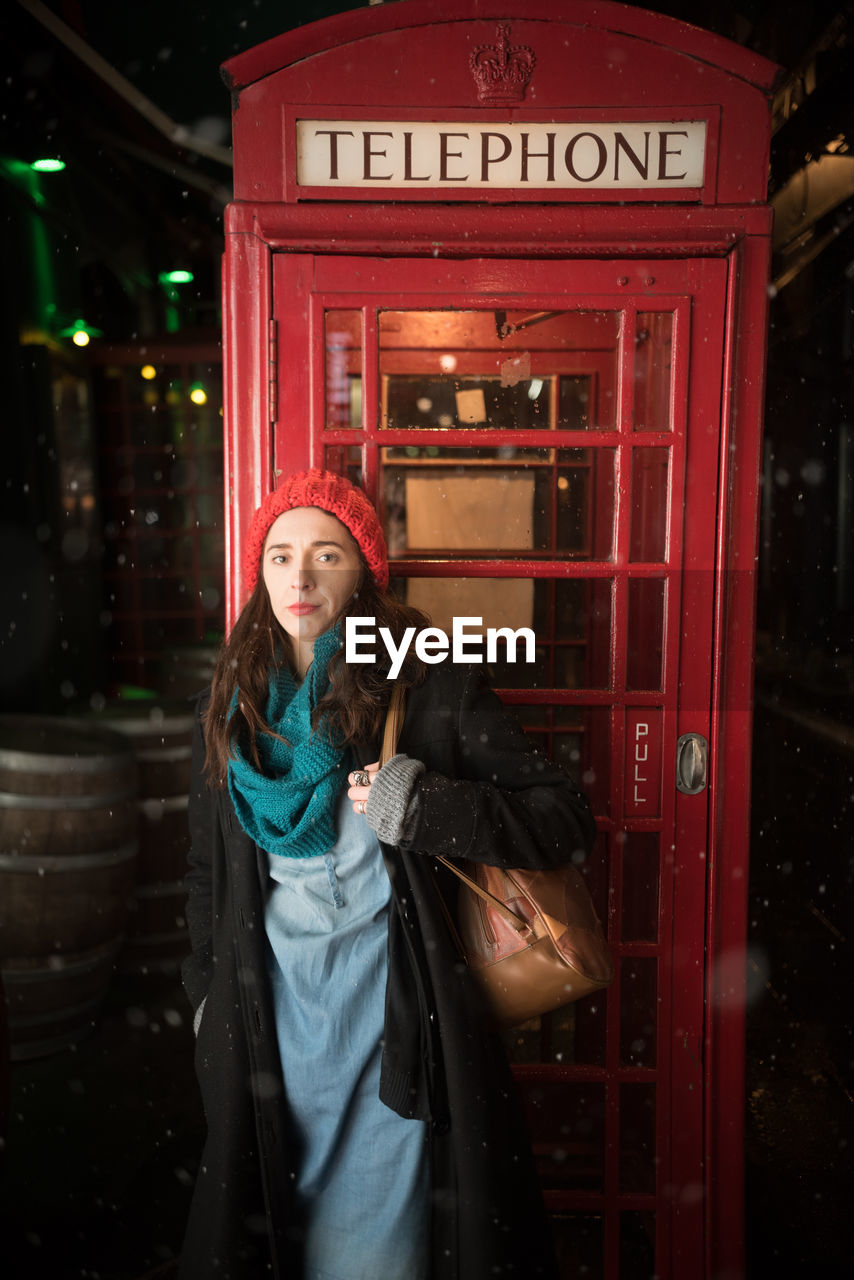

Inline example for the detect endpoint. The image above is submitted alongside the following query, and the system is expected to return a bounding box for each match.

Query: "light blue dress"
[264,791,429,1280]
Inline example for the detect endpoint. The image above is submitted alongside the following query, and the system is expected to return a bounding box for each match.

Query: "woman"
[180,469,596,1280]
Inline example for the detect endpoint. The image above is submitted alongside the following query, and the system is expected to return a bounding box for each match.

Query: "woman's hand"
[347,762,380,817]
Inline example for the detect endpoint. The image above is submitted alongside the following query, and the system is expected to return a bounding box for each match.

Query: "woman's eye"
[318,552,338,563]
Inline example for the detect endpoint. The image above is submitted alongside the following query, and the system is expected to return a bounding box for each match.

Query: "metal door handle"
[676,733,708,794]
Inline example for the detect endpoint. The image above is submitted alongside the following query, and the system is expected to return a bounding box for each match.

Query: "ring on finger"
[357,799,366,814]
[352,771,371,788]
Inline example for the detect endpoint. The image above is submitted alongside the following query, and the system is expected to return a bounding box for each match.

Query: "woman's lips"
[288,602,319,616]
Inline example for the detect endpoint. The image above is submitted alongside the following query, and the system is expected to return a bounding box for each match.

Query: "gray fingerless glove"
[364,753,425,845]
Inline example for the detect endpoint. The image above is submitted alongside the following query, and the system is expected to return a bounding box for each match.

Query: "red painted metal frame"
[224,0,776,93]
[222,233,273,626]
[703,232,774,1280]
[223,2,778,209]
[226,201,772,259]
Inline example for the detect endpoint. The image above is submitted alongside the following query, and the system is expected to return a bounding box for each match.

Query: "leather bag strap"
[435,856,532,937]
[379,682,407,767]
[380,685,530,939]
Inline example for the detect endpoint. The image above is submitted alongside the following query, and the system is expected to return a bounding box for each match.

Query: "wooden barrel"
[0,717,138,1059]
[3,941,123,1061]
[87,704,194,975]
[159,642,219,698]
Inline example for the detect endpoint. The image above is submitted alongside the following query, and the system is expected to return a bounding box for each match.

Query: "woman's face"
[262,506,362,671]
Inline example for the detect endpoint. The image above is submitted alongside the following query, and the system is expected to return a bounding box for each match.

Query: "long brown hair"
[203,561,428,786]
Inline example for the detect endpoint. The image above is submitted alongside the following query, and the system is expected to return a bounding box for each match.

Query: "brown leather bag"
[380,684,613,1029]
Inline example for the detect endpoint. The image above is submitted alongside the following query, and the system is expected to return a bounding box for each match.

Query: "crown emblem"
[470,24,536,106]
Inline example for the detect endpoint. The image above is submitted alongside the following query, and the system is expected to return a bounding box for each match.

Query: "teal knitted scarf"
[227,626,349,858]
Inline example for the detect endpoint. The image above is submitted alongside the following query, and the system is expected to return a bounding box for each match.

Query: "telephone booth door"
[266,252,726,1277]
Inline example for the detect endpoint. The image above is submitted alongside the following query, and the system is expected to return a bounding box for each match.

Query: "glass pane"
[502,1017,549,1065]
[96,354,225,692]
[626,578,665,690]
[403,576,543,691]
[510,703,549,730]
[388,579,611,692]
[562,830,609,1066]
[557,448,615,559]
[123,362,175,408]
[555,580,612,688]
[577,827,609,928]
[572,977,608,1067]
[619,1083,657,1193]
[128,406,182,449]
[384,459,539,553]
[382,450,614,560]
[629,448,669,562]
[558,374,594,428]
[141,616,199,649]
[620,1211,657,1280]
[325,310,362,429]
[386,578,532,691]
[501,830,608,1070]
[384,373,551,436]
[323,443,362,486]
[576,706,610,818]
[552,1215,604,1278]
[619,957,657,1068]
[559,586,611,690]
[634,311,673,431]
[139,576,192,611]
[516,1079,606,1192]
[621,832,660,943]
[503,978,608,1069]
[189,361,223,444]
[378,308,619,429]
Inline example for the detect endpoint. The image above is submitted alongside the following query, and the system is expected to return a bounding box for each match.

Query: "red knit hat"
[243,469,388,595]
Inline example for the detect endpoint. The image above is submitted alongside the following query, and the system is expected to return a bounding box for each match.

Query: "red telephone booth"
[220,4,779,1276]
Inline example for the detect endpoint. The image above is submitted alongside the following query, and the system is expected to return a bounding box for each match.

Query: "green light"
[59,318,103,342]
[31,158,66,173]
[118,684,157,701]
[158,269,194,285]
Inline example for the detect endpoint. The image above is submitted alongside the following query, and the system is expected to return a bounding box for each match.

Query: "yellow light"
[190,386,207,405]
[72,329,91,347]
[141,364,157,380]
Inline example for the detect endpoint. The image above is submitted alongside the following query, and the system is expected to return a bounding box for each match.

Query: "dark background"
[1,2,852,1277]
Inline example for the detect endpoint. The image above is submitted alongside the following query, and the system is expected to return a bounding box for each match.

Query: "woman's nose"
[291,562,315,591]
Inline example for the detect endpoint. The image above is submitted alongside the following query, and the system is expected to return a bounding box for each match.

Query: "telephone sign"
[296,119,708,191]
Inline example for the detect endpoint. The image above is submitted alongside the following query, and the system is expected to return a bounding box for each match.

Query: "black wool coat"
[179,664,596,1280]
